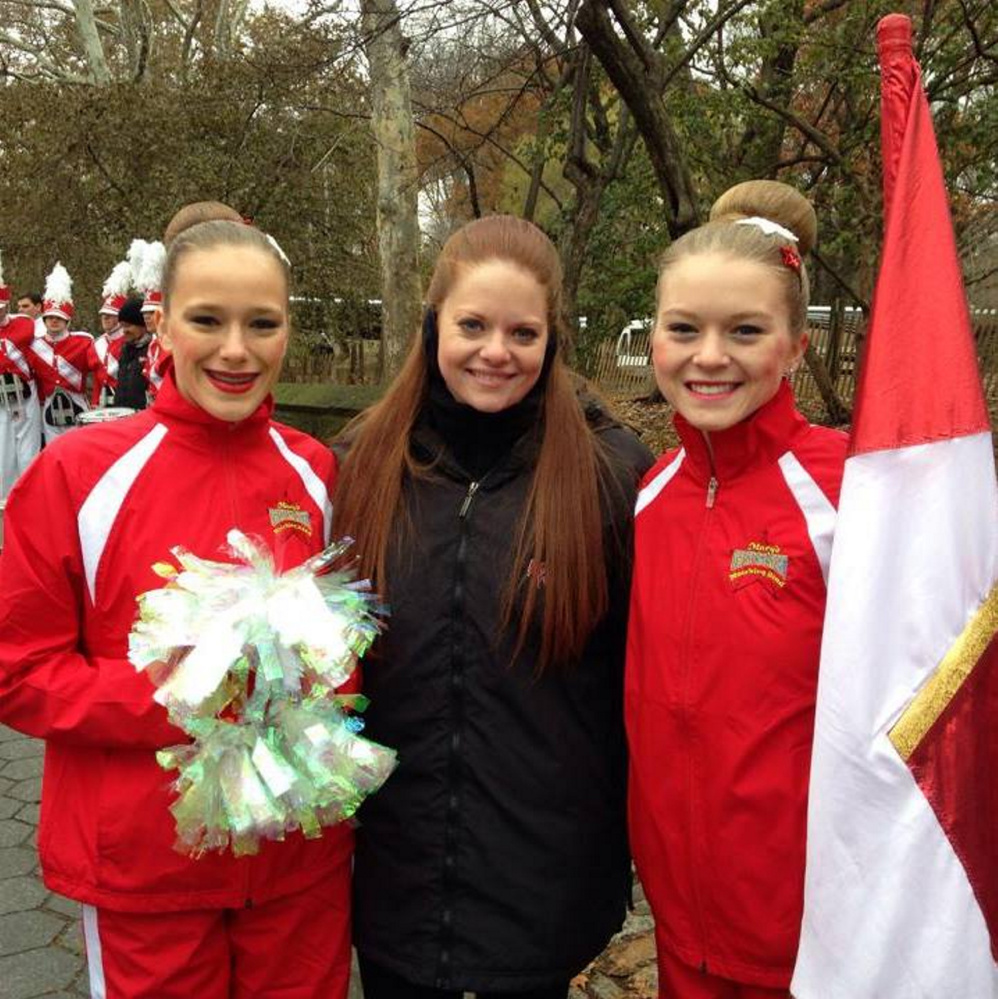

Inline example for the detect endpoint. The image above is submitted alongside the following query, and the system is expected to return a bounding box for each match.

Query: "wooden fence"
[281,337,379,384]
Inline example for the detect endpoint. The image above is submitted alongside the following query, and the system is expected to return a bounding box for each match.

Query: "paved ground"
[0,723,655,999]
[570,885,657,999]
[0,723,87,999]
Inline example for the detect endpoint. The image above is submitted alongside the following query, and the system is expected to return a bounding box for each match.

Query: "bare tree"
[360,0,423,379]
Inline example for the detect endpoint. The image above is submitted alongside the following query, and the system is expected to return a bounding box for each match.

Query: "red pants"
[656,928,789,999]
[81,868,351,999]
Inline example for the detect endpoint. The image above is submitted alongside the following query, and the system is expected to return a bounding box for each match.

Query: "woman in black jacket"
[333,216,653,999]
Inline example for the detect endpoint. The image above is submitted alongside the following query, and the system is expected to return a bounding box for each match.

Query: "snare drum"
[76,407,136,426]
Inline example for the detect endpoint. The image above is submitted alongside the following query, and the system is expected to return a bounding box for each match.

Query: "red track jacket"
[0,373,352,912]
[626,382,847,988]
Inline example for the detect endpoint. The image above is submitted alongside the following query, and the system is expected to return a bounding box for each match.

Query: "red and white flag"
[791,14,998,998]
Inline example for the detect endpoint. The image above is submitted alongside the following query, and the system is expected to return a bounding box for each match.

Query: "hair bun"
[164,201,244,247]
[710,180,817,256]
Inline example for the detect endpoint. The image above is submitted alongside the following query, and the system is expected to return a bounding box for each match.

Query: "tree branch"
[661,0,757,91]
[812,249,869,311]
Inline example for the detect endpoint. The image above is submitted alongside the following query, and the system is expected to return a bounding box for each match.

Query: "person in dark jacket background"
[332,215,653,999]
[113,294,151,410]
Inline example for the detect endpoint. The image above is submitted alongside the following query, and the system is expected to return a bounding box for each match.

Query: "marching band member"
[29,263,96,442]
[90,260,132,407]
[16,292,45,338]
[136,241,170,398]
[0,253,42,499]
[626,180,846,999]
[0,202,353,998]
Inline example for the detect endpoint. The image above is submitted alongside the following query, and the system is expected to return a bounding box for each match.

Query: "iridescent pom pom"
[130,530,396,857]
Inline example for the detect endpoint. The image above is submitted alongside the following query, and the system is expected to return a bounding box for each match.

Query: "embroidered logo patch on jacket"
[729,542,789,588]
[269,501,312,537]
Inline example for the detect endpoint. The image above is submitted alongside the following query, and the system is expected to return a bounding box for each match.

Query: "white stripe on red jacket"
[0,315,38,382]
[28,332,94,399]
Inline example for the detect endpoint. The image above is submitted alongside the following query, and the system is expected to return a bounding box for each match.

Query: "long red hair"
[332,216,612,671]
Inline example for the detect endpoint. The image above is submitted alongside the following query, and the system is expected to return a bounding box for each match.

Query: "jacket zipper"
[706,475,719,508]
[458,480,480,518]
[435,477,481,988]
[681,432,719,970]
[703,431,719,509]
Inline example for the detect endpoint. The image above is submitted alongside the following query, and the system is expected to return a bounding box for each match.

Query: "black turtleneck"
[425,372,544,480]
[421,306,552,480]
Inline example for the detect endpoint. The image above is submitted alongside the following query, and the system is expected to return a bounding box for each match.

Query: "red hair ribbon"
[780,245,802,273]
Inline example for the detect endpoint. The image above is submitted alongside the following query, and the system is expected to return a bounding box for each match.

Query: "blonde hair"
[657,180,817,335]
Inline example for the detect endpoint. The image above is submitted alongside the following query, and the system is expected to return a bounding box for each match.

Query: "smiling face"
[158,245,289,422]
[436,259,549,413]
[652,252,806,433]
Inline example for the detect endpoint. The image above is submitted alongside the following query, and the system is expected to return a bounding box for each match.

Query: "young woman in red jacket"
[626,180,848,999]
[0,202,353,998]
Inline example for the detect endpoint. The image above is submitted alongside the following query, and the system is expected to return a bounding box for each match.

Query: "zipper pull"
[706,476,719,508]
[459,481,480,518]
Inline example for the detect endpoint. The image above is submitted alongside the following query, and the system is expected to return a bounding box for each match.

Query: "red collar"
[675,380,810,483]
[151,370,274,441]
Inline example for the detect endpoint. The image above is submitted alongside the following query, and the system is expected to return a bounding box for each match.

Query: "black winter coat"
[351,403,654,993]
[113,336,150,411]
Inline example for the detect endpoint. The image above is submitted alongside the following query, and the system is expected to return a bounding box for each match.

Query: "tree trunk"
[72,0,111,84]
[360,0,422,381]
[119,0,151,81]
[575,0,699,238]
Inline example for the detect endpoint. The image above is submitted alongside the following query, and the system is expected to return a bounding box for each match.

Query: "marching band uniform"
[90,327,126,407]
[0,300,42,501]
[137,242,168,399]
[90,262,132,407]
[30,264,95,442]
[31,330,95,441]
[143,337,168,398]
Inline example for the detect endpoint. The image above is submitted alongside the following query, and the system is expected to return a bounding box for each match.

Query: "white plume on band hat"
[134,241,166,313]
[100,259,134,316]
[42,262,74,321]
[126,238,149,278]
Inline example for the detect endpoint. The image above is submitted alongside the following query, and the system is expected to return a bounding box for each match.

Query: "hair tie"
[735,216,798,243]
